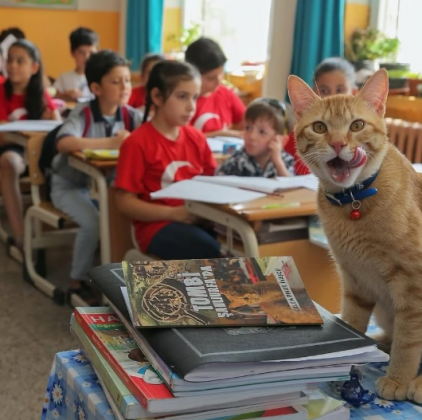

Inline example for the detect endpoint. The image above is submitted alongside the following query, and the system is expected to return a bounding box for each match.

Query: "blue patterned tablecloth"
[40,320,422,420]
[41,350,115,420]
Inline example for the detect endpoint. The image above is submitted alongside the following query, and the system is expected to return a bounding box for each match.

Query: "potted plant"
[166,22,203,58]
[345,28,400,72]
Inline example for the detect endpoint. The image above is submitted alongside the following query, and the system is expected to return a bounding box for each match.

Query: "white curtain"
[263,0,298,100]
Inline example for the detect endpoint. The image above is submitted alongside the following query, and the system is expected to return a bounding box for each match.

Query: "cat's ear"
[287,75,319,118]
[356,68,389,117]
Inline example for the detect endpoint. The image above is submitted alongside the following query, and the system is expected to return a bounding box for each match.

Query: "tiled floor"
[0,225,78,419]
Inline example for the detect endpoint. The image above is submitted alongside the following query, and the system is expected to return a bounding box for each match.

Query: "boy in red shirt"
[115,61,220,259]
[185,37,245,138]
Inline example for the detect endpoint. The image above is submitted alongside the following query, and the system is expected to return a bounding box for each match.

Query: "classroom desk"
[68,152,232,265]
[185,189,341,313]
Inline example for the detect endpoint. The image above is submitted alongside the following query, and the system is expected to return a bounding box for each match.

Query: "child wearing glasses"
[216,98,295,177]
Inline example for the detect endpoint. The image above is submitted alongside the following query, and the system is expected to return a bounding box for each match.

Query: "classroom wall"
[0,0,120,79]
[163,0,182,53]
[344,0,370,41]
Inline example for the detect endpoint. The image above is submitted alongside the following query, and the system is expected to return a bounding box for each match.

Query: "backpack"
[38,105,134,199]
[39,105,134,177]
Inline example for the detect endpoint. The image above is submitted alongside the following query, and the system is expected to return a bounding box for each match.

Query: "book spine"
[72,323,133,419]
[74,311,149,410]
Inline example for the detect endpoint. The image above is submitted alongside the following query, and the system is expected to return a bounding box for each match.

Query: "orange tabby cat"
[287,68,422,403]
[220,282,321,324]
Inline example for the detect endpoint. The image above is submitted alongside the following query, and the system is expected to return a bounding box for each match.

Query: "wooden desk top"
[70,151,230,169]
[212,188,318,221]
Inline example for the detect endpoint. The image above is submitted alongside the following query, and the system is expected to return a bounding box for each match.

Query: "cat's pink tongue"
[348,146,367,168]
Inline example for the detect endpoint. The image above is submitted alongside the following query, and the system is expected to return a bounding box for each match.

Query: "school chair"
[0,173,33,262]
[123,225,155,262]
[23,133,84,306]
[386,118,422,163]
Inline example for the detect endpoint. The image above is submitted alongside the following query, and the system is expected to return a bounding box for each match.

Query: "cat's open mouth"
[326,147,367,182]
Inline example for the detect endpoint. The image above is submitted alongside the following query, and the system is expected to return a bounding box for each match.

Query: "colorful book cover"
[71,316,148,420]
[123,256,323,328]
[83,149,119,160]
[73,307,173,411]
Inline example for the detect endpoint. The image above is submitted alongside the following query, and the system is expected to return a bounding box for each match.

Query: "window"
[376,0,422,73]
[183,0,272,70]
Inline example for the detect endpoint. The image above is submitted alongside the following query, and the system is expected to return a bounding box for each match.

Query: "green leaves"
[345,28,400,62]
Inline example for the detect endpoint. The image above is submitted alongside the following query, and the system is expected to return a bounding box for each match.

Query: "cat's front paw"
[407,377,422,403]
[377,376,408,400]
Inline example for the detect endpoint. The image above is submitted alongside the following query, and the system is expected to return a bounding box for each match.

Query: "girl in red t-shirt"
[128,53,164,111]
[0,40,60,251]
[115,60,221,260]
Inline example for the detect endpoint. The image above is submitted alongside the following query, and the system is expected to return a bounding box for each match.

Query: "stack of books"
[71,256,389,420]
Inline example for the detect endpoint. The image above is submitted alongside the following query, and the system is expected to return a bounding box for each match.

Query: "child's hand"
[110,130,131,149]
[171,206,199,224]
[269,136,283,163]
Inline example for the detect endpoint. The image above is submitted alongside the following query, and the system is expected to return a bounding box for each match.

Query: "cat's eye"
[313,122,327,134]
[350,120,365,132]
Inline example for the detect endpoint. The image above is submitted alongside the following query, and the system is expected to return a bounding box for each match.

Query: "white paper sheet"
[0,120,62,132]
[206,138,225,152]
[196,175,286,194]
[206,137,244,152]
[151,180,266,204]
[276,174,319,191]
[211,136,244,145]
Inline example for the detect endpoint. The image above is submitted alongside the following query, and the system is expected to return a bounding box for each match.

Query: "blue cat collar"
[325,171,379,206]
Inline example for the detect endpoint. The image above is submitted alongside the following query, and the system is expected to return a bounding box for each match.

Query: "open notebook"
[151,175,319,204]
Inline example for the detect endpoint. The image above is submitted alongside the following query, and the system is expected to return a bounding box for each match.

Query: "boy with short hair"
[51,50,142,303]
[185,37,246,138]
[216,98,294,178]
[55,27,99,101]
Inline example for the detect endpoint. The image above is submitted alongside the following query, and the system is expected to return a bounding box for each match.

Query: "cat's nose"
[330,141,347,156]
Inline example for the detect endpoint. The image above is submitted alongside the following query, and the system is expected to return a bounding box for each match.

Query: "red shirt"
[0,75,5,84]
[284,131,310,175]
[115,122,217,252]
[0,81,56,121]
[128,85,146,108]
[190,85,246,133]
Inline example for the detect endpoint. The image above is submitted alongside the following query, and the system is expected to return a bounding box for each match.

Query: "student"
[217,98,294,177]
[55,27,99,101]
[50,50,142,303]
[114,60,221,260]
[0,27,54,88]
[0,40,60,251]
[128,53,164,109]
[285,57,357,174]
[185,37,246,138]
